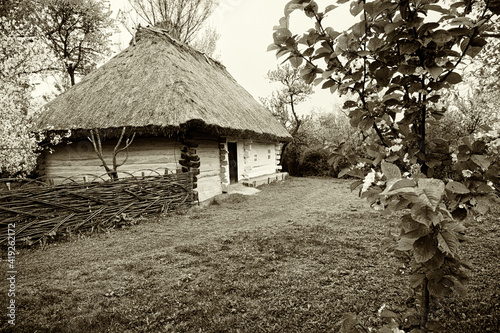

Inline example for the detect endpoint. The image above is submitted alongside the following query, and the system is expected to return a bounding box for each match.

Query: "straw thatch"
[36,27,292,141]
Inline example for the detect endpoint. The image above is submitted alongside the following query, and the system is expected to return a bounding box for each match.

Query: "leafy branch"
[271,0,500,331]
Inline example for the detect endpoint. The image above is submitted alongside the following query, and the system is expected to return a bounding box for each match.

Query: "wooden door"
[228,142,238,184]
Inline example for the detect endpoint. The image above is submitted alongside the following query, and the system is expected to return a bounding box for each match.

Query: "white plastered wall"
[222,138,280,182]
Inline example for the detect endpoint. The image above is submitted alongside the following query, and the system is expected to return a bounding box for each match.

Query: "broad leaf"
[471,154,491,171]
[390,197,412,210]
[284,3,306,16]
[437,231,458,256]
[423,250,445,270]
[324,5,338,14]
[476,184,493,194]
[304,2,319,17]
[430,30,453,44]
[426,4,450,14]
[382,178,414,195]
[288,56,303,68]
[447,275,468,297]
[338,167,350,179]
[474,196,491,215]
[350,180,363,192]
[346,168,365,179]
[471,140,486,153]
[428,280,449,298]
[267,43,281,52]
[411,202,441,226]
[349,1,363,16]
[445,221,466,233]
[445,181,470,194]
[398,64,416,74]
[416,179,445,211]
[427,65,443,80]
[400,214,421,232]
[401,225,431,239]
[375,67,394,87]
[397,237,416,251]
[445,72,462,84]
[409,272,426,288]
[381,160,401,180]
[414,235,437,263]
[322,79,336,89]
[399,41,420,54]
[368,37,384,51]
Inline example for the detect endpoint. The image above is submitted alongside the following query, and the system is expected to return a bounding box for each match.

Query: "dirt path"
[16,178,369,278]
[150,177,368,247]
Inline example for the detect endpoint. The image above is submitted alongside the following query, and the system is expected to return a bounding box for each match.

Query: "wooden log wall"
[246,141,279,179]
[242,139,253,180]
[194,137,223,201]
[41,137,180,182]
[218,138,230,192]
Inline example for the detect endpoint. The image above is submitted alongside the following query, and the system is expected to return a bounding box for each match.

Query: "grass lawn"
[1,177,498,332]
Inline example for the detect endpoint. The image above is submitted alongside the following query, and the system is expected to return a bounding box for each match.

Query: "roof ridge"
[134,26,225,69]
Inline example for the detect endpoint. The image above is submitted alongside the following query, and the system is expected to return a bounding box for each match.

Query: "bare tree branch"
[88,127,136,180]
[127,0,217,44]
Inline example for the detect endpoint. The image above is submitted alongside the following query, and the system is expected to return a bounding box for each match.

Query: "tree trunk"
[67,66,76,86]
[420,277,430,329]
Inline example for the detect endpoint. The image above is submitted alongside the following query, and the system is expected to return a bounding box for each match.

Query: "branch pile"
[0,173,194,247]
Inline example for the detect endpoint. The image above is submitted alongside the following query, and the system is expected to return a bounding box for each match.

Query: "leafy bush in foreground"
[271,0,500,331]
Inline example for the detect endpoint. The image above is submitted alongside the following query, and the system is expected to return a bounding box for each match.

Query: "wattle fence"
[0,172,195,247]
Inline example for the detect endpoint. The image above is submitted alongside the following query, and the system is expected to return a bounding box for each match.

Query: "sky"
[108,0,356,115]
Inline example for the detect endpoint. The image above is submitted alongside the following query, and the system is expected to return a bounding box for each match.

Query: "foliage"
[299,147,332,176]
[307,110,367,177]
[433,37,500,144]
[29,0,115,87]
[0,1,106,177]
[127,0,219,50]
[260,64,314,174]
[0,89,40,178]
[271,0,500,330]
[276,109,366,177]
[0,17,49,177]
[190,25,220,57]
[260,64,314,135]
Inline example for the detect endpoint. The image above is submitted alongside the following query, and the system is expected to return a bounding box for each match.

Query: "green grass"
[1,178,498,332]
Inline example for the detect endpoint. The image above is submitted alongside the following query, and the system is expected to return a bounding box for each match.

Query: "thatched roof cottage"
[36,27,291,201]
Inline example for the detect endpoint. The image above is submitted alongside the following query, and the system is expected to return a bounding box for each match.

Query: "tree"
[1,1,96,177]
[0,16,49,177]
[190,25,220,57]
[432,37,500,149]
[30,0,115,87]
[260,64,314,173]
[261,64,314,136]
[88,127,136,180]
[308,109,366,176]
[127,0,219,48]
[271,0,499,330]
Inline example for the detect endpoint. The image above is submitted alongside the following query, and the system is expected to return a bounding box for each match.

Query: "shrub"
[299,147,331,177]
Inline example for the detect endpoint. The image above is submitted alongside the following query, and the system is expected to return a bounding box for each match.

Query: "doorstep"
[240,172,289,188]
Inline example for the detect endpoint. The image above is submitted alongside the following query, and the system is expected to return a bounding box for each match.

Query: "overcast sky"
[109,0,355,115]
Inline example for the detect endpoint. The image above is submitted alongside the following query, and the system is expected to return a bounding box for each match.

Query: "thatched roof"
[36,27,291,141]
